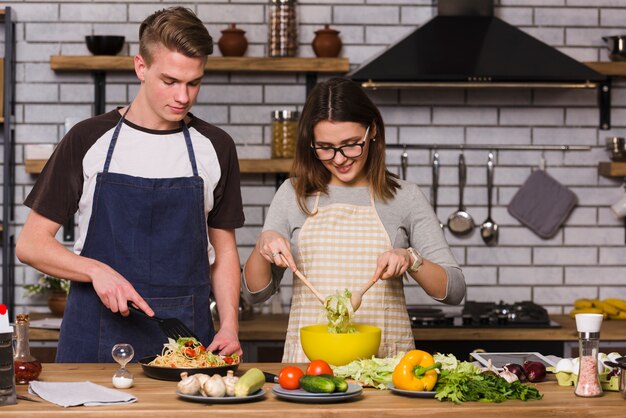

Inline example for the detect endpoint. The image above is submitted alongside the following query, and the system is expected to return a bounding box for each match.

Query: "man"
[16,7,244,362]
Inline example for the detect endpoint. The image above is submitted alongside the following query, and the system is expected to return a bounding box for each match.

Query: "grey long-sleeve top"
[242,180,466,305]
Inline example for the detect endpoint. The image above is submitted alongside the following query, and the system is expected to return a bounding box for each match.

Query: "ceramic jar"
[47,291,67,317]
[312,24,342,58]
[218,24,248,57]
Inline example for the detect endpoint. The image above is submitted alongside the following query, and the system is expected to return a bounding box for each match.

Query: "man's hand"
[208,327,242,356]
[90,263,154,317]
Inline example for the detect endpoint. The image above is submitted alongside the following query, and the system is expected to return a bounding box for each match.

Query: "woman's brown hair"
[139,7,213,66]
[292,77,399,215]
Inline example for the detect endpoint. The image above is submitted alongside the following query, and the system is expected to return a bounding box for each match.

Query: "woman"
[243,78,465,363]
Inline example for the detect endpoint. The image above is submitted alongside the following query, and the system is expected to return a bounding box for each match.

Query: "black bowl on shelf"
[603,35,626,61]
[85,35,125,56]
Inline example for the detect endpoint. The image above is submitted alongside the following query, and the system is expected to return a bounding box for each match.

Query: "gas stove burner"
[408,301,561,328]
[462,301,553,327]
[407,308,454,327]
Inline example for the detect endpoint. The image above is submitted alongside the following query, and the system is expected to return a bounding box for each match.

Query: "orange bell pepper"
[392,350,440,391]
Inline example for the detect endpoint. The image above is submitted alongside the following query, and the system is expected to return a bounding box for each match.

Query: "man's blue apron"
[56,111,214,362]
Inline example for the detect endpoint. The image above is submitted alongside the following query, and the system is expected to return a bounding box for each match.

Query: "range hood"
[348,0,610,128]
[349,0,605,87]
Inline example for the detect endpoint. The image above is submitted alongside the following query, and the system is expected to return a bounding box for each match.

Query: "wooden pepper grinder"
[312,24,342,57]
[218,24,248,57]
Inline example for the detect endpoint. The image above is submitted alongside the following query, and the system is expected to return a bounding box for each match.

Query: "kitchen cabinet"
[1,7,16,319]
[5,363,626,416]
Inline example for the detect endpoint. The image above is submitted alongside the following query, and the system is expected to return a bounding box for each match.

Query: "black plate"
[139,355,239,381]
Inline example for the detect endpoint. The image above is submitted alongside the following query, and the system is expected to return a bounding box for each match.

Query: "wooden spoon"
[279,254,325,304]
[350,278,378,312]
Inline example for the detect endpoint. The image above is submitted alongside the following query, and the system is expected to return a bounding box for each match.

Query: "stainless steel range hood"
[348,0,611,128]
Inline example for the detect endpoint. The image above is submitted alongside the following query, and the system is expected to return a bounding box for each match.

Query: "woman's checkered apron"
[282,192,415,363]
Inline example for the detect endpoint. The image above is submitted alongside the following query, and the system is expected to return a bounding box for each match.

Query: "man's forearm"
[211,248,241,332]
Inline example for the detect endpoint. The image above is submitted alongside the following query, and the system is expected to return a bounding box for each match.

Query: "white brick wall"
[3,1,626,316]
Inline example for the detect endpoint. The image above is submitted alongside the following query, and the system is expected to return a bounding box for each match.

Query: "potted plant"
[24,275,70,317]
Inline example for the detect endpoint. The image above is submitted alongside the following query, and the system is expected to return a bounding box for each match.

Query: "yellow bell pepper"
[392,350,440,391]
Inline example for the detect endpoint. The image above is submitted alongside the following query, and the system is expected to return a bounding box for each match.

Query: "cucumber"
[299,375,335,393]
[320,374,348,392]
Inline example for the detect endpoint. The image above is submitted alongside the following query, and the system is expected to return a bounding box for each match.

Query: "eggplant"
[523,360,546,382]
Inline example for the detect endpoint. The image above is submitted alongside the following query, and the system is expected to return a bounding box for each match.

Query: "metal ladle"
[480,152,499,246]
[448,153,475,236]
[432,151,443,229]
[401,146,408,180]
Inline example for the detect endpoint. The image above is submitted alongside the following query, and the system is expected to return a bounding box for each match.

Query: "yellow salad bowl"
[300,324,382,366]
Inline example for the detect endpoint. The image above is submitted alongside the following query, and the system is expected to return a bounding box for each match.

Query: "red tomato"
[278,366,304,390]
[305,360,333,376]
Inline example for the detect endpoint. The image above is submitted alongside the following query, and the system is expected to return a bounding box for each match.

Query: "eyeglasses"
[312,126,371,161]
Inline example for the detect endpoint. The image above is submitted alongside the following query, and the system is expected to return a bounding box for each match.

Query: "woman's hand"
[371,248,412,281]
[255,230,296,271]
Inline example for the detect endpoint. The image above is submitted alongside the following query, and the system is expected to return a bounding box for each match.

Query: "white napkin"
[29,381,137,407]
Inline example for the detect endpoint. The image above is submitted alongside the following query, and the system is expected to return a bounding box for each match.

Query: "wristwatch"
[406,247,423,273]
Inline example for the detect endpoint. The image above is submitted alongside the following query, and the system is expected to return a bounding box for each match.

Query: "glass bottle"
[13,314,42,384]
[574,313,604,398]
[271,110,299,158]
[268,0,298,57]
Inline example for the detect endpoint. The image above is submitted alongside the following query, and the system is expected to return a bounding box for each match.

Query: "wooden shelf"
[25,159,48,174]
[239,158,292,173]
[26,158,292,175]
[584,61,626,76]
[599,161,626,177]
[50,56,350,73]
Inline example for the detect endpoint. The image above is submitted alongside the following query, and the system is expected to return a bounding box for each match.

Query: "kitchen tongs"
[128,305,201,341]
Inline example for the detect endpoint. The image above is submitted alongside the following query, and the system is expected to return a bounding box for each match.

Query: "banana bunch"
[570,298,626,320]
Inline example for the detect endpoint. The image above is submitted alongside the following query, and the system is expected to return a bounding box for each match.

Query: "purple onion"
[523,360,546,382]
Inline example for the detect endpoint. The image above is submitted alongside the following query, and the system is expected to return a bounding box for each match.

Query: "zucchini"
[320,374,348,392]
[299,375,335,393]
[234,368,265,397]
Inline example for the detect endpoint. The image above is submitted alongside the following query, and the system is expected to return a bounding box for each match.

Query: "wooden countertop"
[6,363,625,416]
[30,314,626,342]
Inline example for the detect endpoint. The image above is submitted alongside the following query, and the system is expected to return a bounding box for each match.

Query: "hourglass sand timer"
[111,344,134,388]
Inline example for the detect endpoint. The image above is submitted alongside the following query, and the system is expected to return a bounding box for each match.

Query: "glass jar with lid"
[271,110,299,158]
[268,0,298,57]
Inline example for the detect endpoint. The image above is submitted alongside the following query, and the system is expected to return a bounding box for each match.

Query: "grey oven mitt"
[507,169,577,239]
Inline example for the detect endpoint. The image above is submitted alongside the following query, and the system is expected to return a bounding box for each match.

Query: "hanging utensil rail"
[387,144,591,151]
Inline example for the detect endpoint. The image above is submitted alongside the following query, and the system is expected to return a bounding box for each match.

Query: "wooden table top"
[30,314,626,342]
[5,363,625,417]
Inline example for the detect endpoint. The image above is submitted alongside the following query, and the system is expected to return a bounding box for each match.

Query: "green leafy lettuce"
[332,353,405,389]
[324,289,356,333]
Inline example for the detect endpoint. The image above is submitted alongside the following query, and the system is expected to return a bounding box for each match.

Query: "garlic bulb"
[223,370,239,396]
[177,372,201,395]
[195,374,210,396]
[499,369,519,383]
[203,374,226,397]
